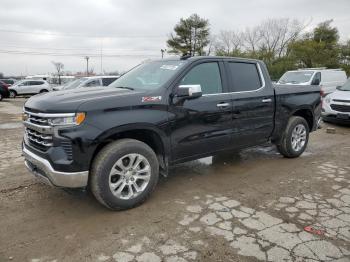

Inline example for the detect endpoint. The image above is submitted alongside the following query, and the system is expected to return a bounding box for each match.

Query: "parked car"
[322,78,350,124]
[22,56,321,210]
[276,68,347,96]
[0,81,10,101]
[53,76,119,91]
[0,78,17,86]
[9,80,52,98]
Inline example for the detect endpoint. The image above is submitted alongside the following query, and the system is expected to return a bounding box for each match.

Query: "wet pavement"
[0,98,349,262]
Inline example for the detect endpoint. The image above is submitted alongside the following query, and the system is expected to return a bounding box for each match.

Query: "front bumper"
[322,102,350,123]
[23,145,89,188]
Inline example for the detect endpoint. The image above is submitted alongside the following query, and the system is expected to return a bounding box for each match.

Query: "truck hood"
[25,87,138,113]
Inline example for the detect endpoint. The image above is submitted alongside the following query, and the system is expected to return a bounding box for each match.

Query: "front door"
[169,61,233,162]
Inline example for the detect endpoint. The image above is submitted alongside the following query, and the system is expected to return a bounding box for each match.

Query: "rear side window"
[228,62,262,92]
[181,62,223,94]
[102,78,118,86]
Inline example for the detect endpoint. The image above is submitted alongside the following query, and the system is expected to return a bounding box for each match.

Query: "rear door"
[30,81,45,93]
[225,60,275,147]
[170,60,233,161]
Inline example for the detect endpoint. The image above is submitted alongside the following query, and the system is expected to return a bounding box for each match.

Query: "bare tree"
[257,18,305,59]
[215,30,243,55]
[52,61,64,85]
[242,26,262,55]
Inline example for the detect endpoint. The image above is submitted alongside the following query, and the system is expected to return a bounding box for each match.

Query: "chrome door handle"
[262,98,272,103]
[217,102,230,108]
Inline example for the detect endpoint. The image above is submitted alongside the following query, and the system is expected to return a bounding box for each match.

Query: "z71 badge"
[142,96,162,102]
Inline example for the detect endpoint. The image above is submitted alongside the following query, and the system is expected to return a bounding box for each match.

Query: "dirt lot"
[0,98,349,262]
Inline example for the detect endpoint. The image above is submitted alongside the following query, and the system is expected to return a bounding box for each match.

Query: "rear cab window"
[227,62,262,92]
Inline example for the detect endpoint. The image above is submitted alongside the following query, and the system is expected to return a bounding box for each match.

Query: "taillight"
[320,86,325,97]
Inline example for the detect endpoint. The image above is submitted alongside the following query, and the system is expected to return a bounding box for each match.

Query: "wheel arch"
[290,107,314,131]
[90,124,170,175]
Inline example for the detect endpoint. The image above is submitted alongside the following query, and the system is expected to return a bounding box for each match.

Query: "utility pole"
[161,49,166,59]
[100,39,103,74]
[85,56,89,76]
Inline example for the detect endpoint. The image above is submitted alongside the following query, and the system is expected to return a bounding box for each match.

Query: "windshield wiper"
[115,86,134,91]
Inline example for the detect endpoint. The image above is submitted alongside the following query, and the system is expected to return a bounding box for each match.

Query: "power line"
[0,28,166,39]
[0,42,159,52]
[0,49,160,58]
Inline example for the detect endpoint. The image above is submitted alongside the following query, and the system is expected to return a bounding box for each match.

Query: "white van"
[277,68,347,96]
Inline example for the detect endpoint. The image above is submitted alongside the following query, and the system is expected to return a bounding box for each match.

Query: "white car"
[53,76,119,91]
[276,68,347,96]
[322,78,350,124]
[9,79,52,98]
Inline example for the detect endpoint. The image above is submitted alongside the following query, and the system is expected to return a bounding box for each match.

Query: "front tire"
[9,90,16,98]
[276,116,309,158]
[90,139,159,210]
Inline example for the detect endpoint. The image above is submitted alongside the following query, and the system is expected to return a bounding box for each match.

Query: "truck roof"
[156,56,261,64]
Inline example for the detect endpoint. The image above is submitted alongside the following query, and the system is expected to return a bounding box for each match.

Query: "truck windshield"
[278,71,314,84]
[63,78,88,90]
[109,60,187,91]
[339,79,350,91]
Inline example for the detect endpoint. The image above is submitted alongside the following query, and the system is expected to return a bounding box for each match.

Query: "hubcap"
[109,153,151,200]
[9,91,15,98]
[291,124,307,152]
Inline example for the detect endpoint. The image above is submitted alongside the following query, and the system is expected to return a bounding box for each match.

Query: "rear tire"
[9,90,16,98]
[90,139,159,210]
[276,116,309,158]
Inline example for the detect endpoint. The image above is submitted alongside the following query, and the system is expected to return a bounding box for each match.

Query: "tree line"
[167,14,350,80]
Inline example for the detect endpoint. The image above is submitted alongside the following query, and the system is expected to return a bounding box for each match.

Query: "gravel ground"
[0,98,349,262]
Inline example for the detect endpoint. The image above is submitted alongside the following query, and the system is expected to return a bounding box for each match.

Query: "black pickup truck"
[22,56,321,210]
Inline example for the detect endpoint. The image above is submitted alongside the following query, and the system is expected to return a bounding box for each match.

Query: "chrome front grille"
[25,128,53,147]
[28,115,49,126]
[24,109,53,150]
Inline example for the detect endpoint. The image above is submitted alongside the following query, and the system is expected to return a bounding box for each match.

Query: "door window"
[85,79,101,87]
[102,78,118,86]
[180,62,223,94]
[312,72,321,85]
[228,62,262,92]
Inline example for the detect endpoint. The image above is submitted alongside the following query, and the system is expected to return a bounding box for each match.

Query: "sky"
[0,0,349,76]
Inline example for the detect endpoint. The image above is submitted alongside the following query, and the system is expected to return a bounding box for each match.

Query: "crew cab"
[22,56,321,210]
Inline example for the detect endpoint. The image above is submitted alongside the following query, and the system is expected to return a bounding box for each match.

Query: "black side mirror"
[176,85,202,99]
[312,79,320,86]
[336,86,342,90]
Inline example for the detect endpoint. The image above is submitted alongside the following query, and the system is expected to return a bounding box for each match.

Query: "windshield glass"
[13,80,26,86]
[109,60,187,91]
[63,78,87,90]
[339,78,350,91]
[278,71,314,84]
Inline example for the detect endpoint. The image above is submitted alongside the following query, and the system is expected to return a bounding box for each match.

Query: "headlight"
[324,97,331,104]
[48,112,86,126]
